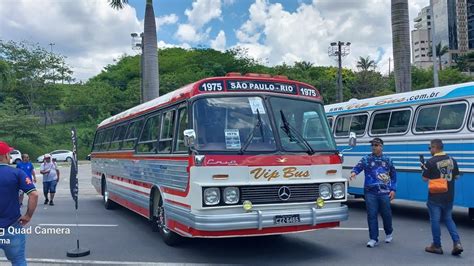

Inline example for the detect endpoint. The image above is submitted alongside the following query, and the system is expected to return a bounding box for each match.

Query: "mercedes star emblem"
[278,186,291,201]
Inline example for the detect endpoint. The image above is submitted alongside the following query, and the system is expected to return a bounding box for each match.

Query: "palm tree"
[391,0,411,92]
[356,56,376,71]
[435,42,448,71]
[109,0,159,102]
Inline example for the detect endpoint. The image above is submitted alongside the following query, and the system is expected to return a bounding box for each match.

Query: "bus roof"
[324,81,474,116]
[98,75,321,129]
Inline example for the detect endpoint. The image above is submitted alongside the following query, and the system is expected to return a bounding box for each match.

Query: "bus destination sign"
[226,80,297,95]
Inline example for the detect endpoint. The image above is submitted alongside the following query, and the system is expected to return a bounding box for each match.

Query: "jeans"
[43,180,58,194]
[365,192,393,241]
[427,201,460,247]
[0,221,27,266]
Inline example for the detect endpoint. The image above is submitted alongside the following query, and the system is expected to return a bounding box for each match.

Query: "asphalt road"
[1,162,473,265]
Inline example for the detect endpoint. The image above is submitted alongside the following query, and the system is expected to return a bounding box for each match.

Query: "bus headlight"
[203,188,220,206]
[224,187,239,204]
[319,183,332,200]
[332,183,345,199]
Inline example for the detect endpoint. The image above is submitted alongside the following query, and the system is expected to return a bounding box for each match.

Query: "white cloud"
[210,30,226,51]
[223,0,237,6]
[0,0,141,82]
[234,0,429,75]
[185,0,222,28]
[156,14,179,28]
[175,0,222,44]
[175,24,202,43]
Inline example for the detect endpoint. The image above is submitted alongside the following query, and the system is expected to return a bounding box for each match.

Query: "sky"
[0,0,429,82]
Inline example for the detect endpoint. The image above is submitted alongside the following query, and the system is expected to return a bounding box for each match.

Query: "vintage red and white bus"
[91,73,349,245]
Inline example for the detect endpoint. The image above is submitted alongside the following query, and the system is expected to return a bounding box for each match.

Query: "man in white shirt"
[39,154,60,206]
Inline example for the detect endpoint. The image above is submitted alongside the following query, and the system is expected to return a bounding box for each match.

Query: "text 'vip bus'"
[91,73,349,245]
[325,82,474,220]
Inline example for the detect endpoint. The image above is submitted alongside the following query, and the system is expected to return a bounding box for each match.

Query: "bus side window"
[136,114,160,153]
[416,102,467,132]
[327,117,333,131]
[437,103,466,130]
[109,124,128,151]
[335,115,351,137]
[92,131,104,151]
[471,105,474,130]
[122,119,144,150]
[388,110,411,133]
[158,110,175,153]
[100,128,114,151]
[350,114,367,136]
[175,107,188,152]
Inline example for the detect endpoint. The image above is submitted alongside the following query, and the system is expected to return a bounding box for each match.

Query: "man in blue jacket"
[350,138,397,248]
[0,141,39,266]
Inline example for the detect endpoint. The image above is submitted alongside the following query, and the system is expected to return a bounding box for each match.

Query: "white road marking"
[0,257,205,265]
[331,227,383,231]
[38,224,118,227]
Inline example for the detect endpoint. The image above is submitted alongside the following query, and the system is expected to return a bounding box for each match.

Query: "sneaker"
[452,242,463,256]
[49,201,54,206]
[425,243,443,254]
[44,199,49,205]
[385,234,393,243]
[367,239,378,248]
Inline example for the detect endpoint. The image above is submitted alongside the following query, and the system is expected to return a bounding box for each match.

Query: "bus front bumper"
[165,204,349,238]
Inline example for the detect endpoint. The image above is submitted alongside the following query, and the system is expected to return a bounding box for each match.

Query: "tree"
[391,0,412,92]
[109,0,159,102]
[435,42,448,71]
[0,40,73,111]
[0,98,40,144]
[356,56,376,71]
[455,51,474,73]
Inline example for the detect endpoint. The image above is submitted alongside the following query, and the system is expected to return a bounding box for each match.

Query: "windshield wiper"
[239,109,264,154]
[279,110,315,155]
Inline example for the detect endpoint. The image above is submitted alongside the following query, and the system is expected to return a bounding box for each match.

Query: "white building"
[412,6,434,69]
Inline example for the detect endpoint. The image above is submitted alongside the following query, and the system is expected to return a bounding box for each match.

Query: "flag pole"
[67,126,90,257]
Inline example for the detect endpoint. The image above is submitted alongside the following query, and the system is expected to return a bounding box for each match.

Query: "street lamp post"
[49,42,55,83]
[328,41,351,103]
[131,33,145,103]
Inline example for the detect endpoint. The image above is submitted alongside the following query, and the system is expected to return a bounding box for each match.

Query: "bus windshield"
[193,96,336,153]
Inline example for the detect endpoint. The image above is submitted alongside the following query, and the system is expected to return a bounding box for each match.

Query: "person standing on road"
[39,154,60,206]
[16,154,37,206]
[0,141,39,266]
[350,137,397,248]
[422,139,463,256]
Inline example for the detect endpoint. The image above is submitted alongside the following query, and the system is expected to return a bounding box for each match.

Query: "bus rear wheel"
[151,193,181,246]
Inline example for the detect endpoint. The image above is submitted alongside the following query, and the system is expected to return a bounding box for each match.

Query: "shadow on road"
[346,198,473,228]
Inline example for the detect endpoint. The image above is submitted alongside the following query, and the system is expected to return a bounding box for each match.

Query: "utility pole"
[131,33,145,103]
[430,0,439,87]
[388,57,391,75]
[328,41,351,103]
[49,42,55,83]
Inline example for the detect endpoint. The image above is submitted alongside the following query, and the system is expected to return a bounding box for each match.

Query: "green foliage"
[0,97,40,144]
[2,43,474,158]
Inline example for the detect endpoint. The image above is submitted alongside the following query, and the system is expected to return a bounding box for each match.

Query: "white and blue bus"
[325,82,474,220]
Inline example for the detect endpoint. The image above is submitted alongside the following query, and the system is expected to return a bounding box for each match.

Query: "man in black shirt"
[422,139,463,256]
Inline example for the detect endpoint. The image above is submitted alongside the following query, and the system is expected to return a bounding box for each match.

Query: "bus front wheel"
[151,192,181,246]
[102,177,116,210]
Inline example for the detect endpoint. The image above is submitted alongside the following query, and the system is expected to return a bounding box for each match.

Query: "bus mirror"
[349,132,357,147]
[184,129,196,147]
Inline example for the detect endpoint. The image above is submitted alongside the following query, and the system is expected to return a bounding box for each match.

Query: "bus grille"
[239,184,319,204]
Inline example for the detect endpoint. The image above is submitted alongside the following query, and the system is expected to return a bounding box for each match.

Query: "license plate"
[274,214,300,225]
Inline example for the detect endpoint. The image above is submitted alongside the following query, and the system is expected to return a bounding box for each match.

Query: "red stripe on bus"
[109,193,150,218]
[109,180,150,196]
[167,219,339,237]
[108,175,153,189]
[165,199,191,209]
